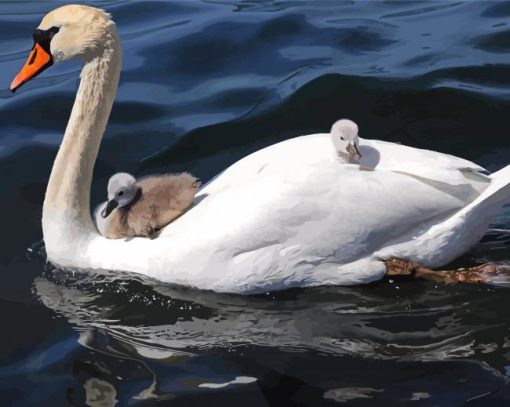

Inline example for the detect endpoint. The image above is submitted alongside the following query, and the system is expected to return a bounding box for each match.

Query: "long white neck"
[42,28,121,251]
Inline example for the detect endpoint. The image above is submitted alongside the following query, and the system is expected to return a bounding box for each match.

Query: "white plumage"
[12,5,510,294]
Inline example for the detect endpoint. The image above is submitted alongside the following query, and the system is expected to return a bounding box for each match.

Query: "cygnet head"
[10,5,117,92]
[330,119,362,162]
[101,172,139,218]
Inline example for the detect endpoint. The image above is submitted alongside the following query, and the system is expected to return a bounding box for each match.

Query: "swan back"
[79,133,510,293]
[358,137,490,197]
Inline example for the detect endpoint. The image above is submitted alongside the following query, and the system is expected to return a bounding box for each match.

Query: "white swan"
[11,5,510,294]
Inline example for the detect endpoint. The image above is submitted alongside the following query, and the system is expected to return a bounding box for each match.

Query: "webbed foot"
[385,257,510,285]
[385,257,418,276]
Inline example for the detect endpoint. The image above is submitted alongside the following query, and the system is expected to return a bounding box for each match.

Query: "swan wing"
[154,135,468,292]
[359,138,489,188]
[198,133,332,195]
[82,134,510,294]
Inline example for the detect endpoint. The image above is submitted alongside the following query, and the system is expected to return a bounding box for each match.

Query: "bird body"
[95,173,200,239]
[10,5,510,294]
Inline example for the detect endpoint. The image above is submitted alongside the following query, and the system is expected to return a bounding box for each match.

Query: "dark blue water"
[2,1,510,405]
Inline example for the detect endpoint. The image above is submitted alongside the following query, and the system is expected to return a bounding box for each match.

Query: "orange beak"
[10,42,53,92]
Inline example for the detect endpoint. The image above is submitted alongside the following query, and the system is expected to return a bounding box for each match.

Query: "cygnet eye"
[118,191,124,197]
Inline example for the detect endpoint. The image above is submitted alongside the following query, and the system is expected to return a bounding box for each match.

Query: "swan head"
[10,5,116,92]
[330,119,362,163]
[101,172,139,218]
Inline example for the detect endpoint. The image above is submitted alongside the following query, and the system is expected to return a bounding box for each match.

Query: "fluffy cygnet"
[95,172,201,239]
[330,119,362,162]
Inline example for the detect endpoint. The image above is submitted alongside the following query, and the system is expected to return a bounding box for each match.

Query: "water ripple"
[2,1,510,404]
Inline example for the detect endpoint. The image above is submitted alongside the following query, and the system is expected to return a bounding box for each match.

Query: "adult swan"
[11,5,510,294]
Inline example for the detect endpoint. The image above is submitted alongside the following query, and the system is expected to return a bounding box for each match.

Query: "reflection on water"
[34,263,509,362]
[1,0,510,404]
[32,243,510,404]
[84,378,117,407]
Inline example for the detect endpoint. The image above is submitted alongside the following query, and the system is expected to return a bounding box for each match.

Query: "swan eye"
[340,137,345,141]
[118,191,124,197]
[54,50,65,61]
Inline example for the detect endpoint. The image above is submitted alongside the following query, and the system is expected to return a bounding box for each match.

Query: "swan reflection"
[33,256,510,403]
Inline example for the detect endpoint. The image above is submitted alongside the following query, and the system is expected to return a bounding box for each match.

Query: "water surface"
[1,1,510,405]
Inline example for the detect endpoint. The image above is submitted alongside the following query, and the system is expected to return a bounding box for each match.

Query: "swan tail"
[452,164,510,224]
[490,164,510,180]
[375,164,510,268]
[430,164,510,263]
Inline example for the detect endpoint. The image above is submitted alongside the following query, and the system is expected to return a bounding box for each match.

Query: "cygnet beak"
[346,143,362,162]
[101,200,119,218]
